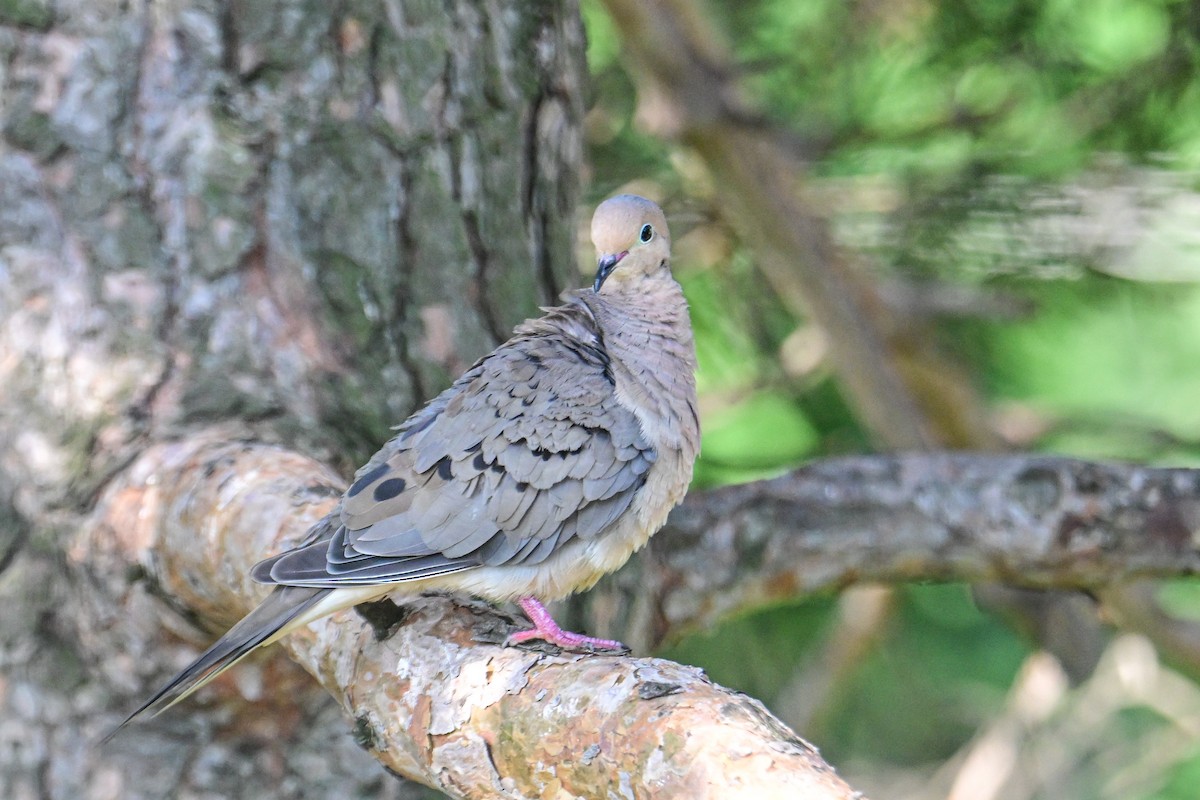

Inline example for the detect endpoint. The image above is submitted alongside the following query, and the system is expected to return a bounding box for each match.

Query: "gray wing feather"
[254,303,656,590]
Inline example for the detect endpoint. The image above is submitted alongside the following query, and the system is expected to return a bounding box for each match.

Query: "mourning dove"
[112,194,699,732]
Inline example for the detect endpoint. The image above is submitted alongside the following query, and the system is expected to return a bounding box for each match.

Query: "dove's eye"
[639,224,654,243]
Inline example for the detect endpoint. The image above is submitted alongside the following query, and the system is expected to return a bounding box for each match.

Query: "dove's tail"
[104,586,330,741]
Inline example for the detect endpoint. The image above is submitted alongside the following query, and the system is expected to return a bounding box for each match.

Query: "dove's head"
[590,194,671,293]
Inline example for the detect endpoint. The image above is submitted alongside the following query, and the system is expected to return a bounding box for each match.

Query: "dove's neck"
[581,271,699,459]
[590,273,694,359]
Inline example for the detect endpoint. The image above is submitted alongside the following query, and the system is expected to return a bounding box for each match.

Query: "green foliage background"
[583,0,1200,796]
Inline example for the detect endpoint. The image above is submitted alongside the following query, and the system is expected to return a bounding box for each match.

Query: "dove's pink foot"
[507,596,627,652]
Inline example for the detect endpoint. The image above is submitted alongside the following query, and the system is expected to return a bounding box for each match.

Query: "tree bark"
[585,454,1200,652]
[0,0,590,796]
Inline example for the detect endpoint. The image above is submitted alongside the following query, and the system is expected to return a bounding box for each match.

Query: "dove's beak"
[594,251,627,293]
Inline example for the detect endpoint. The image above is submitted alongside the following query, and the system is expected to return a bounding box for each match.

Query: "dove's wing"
[252,303,656,589]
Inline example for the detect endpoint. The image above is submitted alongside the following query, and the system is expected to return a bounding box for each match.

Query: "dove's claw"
[507,596,628,653]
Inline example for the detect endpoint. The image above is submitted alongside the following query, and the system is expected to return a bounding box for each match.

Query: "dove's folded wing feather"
[254,305,655,588]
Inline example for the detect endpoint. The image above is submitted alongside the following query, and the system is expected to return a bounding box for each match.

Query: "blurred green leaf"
[1042,0,1170,74]
[1157,579,1200,622]
[1156,748,1200,800]
[989,282,1200,448]
[700,391,819,470]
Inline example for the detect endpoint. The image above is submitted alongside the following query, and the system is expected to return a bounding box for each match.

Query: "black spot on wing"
[372,477,406,502]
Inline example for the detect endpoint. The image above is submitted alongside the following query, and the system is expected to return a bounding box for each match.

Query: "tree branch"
[80,428,859,800]
[84,428,1200,800]
[590,453,1200,649]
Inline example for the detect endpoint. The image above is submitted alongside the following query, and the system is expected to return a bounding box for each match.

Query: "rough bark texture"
[587,454,1200,652]
[0,0,587,796]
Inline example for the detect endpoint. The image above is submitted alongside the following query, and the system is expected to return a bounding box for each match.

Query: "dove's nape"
[110,193,699,735]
